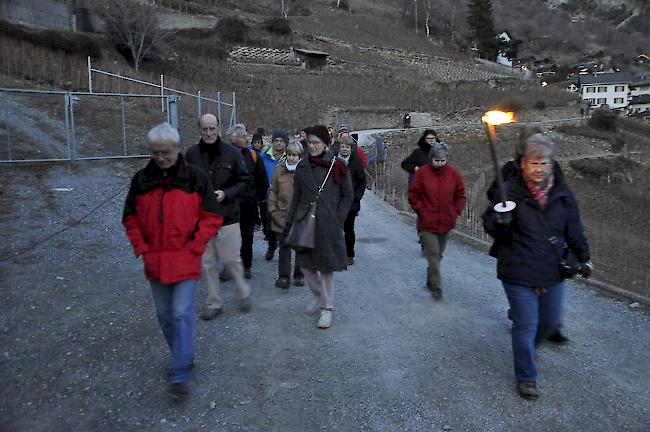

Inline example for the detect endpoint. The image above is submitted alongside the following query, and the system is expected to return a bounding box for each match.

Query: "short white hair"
[226,123,247,142]
[147,122,180,145]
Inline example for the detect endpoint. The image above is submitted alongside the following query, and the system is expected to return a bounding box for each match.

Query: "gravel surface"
[1,160,649,431]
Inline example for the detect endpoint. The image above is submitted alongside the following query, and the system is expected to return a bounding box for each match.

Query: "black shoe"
[507,308,513,321]
[275,277,290,289]
[219,270,232,281]
[347,256,354,265]
[168,382,189,401]
[265,248,275,261]
[244,267,252,279]
[293,276,305,287]
[517,382,539,400]
[546,329,569,345]
[200,307,223,321]
[431,288,443,301]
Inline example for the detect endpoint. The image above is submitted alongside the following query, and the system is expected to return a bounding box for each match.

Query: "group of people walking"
[123,118,593,402]
[123,118,365,400]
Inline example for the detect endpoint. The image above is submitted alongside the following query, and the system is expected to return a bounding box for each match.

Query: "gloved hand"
[495,211,512,225]
[579,260,593,278]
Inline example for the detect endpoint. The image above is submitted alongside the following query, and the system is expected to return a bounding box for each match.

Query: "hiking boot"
[244,267,252,279]
[265,248,275,261]
[318,309,333,329]
[293,276,305,287]
[219,270,232,281]
[275,277,290,289]
[168,382,189,401]
[305,297,320,315]
[239,296,252,312]
[347,256,354,266]
[431,288,443,301]
[200,307,223,321]
[517,382,539,400]
[546,329,569,345]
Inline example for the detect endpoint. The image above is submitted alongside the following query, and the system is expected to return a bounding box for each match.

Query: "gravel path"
[1,161,649,431]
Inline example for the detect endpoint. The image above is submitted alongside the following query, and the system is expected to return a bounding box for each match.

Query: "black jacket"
[332,143,367,214]
[186,138,252,226]
[401,140,431,183]
[240,147,269,203]
[482,172,590,288]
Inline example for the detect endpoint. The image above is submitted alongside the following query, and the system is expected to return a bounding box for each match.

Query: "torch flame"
[482,111,515,126]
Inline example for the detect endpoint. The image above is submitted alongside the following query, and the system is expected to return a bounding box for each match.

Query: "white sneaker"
[318,309,332,329]
[305,297,320,315]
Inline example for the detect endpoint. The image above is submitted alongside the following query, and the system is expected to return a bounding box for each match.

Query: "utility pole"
[414,0,418,34]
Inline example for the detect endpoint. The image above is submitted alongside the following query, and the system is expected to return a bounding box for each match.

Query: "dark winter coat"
[482,172,590,288]
[408,164,466,234]
[123,156,223,284]
[286,151,354,273]
[331,143,367,214]
[185,138,252,226]
[401,138,431,182]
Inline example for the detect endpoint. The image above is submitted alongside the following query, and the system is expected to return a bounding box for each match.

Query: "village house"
[579,72,634,110]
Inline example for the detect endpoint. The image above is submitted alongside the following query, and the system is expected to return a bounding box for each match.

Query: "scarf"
[337,153,351,165]
[285,160,299,172]
[309,154,348,185]
[525,173,554,209]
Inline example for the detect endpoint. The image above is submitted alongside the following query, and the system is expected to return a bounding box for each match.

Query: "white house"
[579,72,634,110]
[628,95,650,115]
[496,31,513,68]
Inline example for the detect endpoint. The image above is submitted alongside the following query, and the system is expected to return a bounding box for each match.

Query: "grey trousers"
[202,223,250,309]
[302,269,334,310]
[419,231,449,291]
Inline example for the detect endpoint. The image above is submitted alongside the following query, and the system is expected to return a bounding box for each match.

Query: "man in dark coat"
[401,129,439,184]
[185,114,253,320]
[227,123,268,279]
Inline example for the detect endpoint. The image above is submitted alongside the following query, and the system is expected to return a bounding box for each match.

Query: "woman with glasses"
[482,133,592,400]
[401,129,440,184]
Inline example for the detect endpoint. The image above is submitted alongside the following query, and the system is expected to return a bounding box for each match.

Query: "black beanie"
[308,125,330,146]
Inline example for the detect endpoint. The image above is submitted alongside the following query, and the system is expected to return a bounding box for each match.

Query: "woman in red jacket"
[408,142,466,300]
[123,122,223,400]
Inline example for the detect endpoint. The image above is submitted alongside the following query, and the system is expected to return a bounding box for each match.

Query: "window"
[597,86,607,92]
[597,98,607,104]
[615,85,625,92]
[586,87,596,93]
[587,98,596,104]
[614,98,624,104]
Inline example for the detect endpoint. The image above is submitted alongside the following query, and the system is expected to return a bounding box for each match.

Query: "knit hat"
[338,124,350,134]
[429,141,449,159]
[308,125,331,146]
[271,128,289,144]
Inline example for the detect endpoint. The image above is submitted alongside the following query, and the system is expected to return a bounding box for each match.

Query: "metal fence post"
[217,91,222,127]
[120,95,127,156]
[64,92,71,160]
[87,56,93,93]
[70,95,78,159]
[197,90,202,119]
[231,92,237,126]
[160,74,165,113]
[167,96,179,130]
[3,91,11,160]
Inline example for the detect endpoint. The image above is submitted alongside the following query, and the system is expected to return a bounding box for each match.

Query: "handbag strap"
[312,157,337,203]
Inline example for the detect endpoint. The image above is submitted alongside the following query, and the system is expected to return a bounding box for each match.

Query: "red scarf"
[309,155,348,185]
[525,174,553,208]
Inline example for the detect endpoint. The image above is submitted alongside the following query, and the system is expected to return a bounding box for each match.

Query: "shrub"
[588,108,617,132]
[217,17,249,44]
[264,18,292,35]
[534,100,547,110]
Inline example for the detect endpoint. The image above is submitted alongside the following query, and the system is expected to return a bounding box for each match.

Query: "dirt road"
[1,161,649,431]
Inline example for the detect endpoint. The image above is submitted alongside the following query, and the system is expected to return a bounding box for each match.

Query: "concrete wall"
[0,0,73,31]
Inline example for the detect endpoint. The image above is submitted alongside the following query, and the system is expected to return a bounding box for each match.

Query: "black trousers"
[277,232,303,279]
[344,210,358,258]
[239,201,258,269]
[260,202,277,251]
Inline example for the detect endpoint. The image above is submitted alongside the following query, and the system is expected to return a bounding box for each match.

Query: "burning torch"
[482,110,516,214]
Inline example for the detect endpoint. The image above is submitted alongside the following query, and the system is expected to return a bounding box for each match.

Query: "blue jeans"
[502,281,565,383]
[150,279,197,385]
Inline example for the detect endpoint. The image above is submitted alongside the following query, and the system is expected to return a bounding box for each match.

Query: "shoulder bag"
[285,158,336,252]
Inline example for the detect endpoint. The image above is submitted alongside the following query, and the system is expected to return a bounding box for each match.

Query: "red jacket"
[123,157,223,284]
[408,164,466,233]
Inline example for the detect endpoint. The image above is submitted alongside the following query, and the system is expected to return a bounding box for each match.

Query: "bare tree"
[103,0,170,72]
